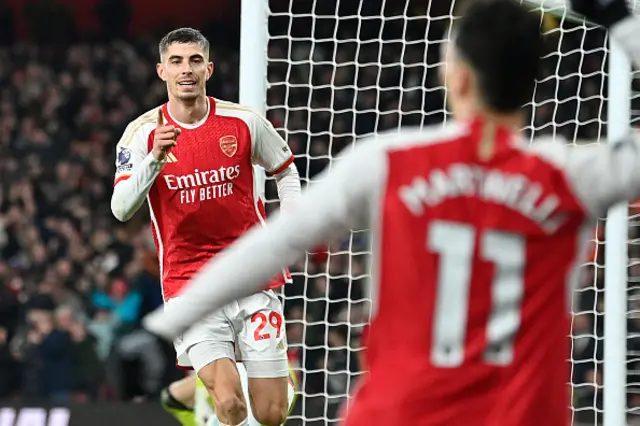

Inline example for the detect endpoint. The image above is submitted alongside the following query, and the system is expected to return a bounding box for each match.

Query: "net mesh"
[260,0,640,424]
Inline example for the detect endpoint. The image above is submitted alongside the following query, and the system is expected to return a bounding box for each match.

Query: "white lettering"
[503,174,526,209]
[429,169,452,204]
[0,408,15,426]
[449,164,474,196]
[15,408,46,426]
[209,169,220,183]
[482,171,507,204]
[179,189,197,204]
[176,174,196,189]
[47,409,70,426]
[398,177,430,216]
[227,165,240,180]
[398,164,567,233]
[196,183,235,202]
[517,183,542,218]
[194,169,203,186]
[164,175,178,190]
[168,166,241,204]
[0,408,69,426]
[533,194,559,222]
[164,165,240,191]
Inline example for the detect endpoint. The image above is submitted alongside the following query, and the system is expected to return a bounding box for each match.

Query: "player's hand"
[570,0,630,28]
[152,108,181,161]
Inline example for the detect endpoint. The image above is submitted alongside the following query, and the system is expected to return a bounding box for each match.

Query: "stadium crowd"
[0,0,633,423]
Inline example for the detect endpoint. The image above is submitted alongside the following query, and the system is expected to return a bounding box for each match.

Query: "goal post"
[239,0,269,199]
[239,0,633,424]
[604,37,630,426]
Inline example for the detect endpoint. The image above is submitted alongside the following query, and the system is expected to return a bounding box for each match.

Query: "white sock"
[218,418,249,426]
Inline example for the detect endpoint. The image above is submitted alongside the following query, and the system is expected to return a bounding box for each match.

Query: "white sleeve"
[274,163,302,213]
[539,16,640,216]
[142,141,383,340]
[250,113,295,174]
[111,123,166,222]
[531,133,640,218]
[611,16,640,68]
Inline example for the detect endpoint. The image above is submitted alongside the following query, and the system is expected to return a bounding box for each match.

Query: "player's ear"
[157,63,166,82]
[456,64,473,99]
[446,58,470,102]
[206,62,214,80]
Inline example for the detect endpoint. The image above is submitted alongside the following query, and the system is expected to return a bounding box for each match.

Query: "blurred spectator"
[91,277,142,336]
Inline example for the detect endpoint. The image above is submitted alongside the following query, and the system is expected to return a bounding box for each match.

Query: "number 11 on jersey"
[428,220,525,368]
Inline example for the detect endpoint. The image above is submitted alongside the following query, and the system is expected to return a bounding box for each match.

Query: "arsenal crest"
[219,135,238,157]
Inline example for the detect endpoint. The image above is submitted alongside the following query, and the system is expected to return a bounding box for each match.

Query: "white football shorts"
[167,289,289,378]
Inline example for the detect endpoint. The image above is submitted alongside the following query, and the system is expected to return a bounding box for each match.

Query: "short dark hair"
[159,27,210,61]
[452,0,544,112]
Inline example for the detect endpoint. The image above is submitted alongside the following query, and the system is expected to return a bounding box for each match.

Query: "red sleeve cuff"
[268,155,294,176]
[114,175,131,186]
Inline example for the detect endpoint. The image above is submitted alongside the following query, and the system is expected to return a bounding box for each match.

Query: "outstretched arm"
[552,0,640,215]
[143,141,382,340]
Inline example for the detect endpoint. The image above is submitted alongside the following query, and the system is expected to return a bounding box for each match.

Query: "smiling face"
[157,42,214,102]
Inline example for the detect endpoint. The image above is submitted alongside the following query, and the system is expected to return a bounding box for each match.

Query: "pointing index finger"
[157,108,164,127]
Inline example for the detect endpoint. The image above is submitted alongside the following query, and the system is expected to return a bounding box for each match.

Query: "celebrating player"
[143,0,640,424]
[110,28,301,426]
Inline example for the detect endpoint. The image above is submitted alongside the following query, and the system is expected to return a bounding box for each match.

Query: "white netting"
[260,0,640,424]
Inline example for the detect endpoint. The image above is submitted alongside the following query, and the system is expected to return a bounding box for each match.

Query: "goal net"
[260,0,639,424]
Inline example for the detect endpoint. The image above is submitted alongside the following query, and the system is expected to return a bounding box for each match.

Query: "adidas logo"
[166,153,178,163]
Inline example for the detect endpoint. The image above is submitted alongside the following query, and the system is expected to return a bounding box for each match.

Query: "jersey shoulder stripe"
[215,98,272,126]
[118,107,161,148]
[374,122,469,154]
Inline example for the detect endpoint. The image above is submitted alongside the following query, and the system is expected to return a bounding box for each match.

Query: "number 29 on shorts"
[251,311,283,341]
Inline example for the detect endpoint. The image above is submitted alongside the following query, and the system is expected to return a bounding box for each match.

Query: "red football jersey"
[343,118,588,426]
[114,97,293,300]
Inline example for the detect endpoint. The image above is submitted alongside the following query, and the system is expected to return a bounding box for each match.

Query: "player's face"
[157,42,214,102]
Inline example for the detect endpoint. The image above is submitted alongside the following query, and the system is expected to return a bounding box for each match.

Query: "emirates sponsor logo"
[163,165,241,204]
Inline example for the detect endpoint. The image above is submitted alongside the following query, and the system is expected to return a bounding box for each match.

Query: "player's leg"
[247,377,289,426]
[236,291,291,426]
[205,361,297,426]
[161,375,198,426]
[192,352,248,425]
[170,296,249,426]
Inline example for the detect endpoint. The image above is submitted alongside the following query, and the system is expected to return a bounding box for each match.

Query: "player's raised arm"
[551,0,640,216]
[111,108,180,221]
[143,138,382,340]
[250,112,301,212]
